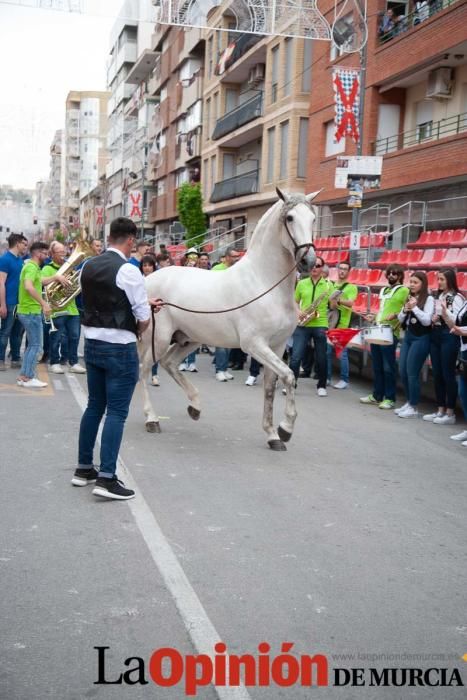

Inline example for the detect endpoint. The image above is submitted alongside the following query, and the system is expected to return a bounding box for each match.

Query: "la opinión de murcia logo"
[94,645,465,695]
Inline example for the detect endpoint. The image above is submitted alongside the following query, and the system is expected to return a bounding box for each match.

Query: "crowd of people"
[1,221,467,502]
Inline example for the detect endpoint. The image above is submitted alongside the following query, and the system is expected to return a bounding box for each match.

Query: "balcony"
[210,169,259,203]
[212,93,263,141]
[373,111,467,155]
[214,33,262,76]
[116,42,137,72]
[378,0,461,44]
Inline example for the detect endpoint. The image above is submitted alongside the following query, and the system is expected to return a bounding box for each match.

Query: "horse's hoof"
[146,421,161,433]
[277,425,292,443]
[187,406,201,421]
[268,439,287,451]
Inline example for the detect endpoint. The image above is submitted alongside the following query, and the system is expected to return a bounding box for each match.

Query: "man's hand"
[55,273,72,289]
[42,302,52,317]
[148,298,164,313]
[0,304,7,320]
[364,313,376,323]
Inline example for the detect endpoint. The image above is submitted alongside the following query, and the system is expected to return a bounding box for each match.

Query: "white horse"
[138,188,320,450]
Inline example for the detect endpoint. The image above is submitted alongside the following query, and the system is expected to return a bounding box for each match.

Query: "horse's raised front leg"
[139,345,161,433]
[246,342,296,450]
[159,341,201,420]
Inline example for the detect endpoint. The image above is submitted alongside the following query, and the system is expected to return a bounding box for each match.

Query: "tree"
[176,182,206,248]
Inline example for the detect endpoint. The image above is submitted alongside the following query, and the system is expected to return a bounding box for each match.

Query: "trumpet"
[298,291,328,326]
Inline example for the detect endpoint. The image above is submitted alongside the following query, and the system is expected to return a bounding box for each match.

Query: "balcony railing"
[373,111,467,155]
[210,169,259,203]
[212,93,263,140]
[378,0,461,44]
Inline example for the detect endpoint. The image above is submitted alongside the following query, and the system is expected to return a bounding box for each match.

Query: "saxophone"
[44,229,95,313]
[298,291,328,326]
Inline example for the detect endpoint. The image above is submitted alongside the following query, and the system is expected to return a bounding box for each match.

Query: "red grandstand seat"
[454,248,467,270]
[407,249,424,266]
[356,269,370,285]
[347,268,361,283]
[439,230,455,246]
[337,251,350,263]
[341,235,350,249]
[324,251,338,265]
[407,230,442,249]
[329,236,340,249]
[370,293,380,313]
[368,269,384,286]
[427,249,451,268]
[369,250,394,268]
[426,271,438,290]
[370,233,386,248]
[360,234,369,248]
[398,250,410,266]
[403,270,411,285]
[353,292,370,314]
[451,229,467,247]
[457,271,467,292]
[411,249,436,269]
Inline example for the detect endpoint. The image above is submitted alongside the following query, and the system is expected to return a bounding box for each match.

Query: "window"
[213,93,219,124]
[223,153,235,179]
[415,100,433,143]
[266,126,275,182]
[279,121,289,179]
[210,156,216,189]
[271,45,279,103]
[205,98,211,140]
[203,158,209,198]
[208,36,213,78]
[302,39,312,92]
[284,38,293,97]
[325,120,345,156]
[297,118,309,178]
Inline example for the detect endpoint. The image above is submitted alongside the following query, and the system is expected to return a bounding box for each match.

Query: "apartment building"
[201,8,313,246]
[146,24,205,238]
[47,129,62,229]
[106,0,154,236]
[63,90,109,229]
[307,0,467,235]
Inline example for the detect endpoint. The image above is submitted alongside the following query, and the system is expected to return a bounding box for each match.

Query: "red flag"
[326,328,361,357]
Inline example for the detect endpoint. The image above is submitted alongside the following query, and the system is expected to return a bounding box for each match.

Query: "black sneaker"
[71,466,99,486]
[92,476,135,500]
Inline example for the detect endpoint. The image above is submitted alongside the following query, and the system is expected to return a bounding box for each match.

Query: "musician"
[290,255,331,397]
[395,271,434,418]
[327,261,358,389]
[72,217,162,500]
[360,263,409,409]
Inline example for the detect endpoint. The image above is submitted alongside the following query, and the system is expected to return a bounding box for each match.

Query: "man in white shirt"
[71,217,161,500]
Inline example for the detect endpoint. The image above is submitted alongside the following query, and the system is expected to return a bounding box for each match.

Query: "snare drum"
[347,330,365,350]
[361,325,393,346]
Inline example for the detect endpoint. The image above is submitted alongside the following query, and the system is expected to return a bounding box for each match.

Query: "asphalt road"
[1,355,466,700]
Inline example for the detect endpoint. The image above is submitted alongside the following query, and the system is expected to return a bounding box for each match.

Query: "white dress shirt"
[82,247,150,344]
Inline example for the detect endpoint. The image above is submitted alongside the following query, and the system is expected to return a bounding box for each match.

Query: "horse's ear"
[305,189,323,203]
[276,187,289,203]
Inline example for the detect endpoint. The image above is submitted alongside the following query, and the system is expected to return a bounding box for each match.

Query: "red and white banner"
[95,206,104,226]
[326,328,362,357]
[333,69,360,144]
[129,190,142,219]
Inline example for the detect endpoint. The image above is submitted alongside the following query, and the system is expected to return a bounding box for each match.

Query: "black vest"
[80,251,137,334]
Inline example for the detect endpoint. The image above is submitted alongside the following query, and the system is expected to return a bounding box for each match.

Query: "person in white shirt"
[395,271,434,419]
[444,299,467,445]
[71,217,162,500]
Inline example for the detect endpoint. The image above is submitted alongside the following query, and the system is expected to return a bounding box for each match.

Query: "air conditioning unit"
[426,67,453,99]
[248,63,265,87]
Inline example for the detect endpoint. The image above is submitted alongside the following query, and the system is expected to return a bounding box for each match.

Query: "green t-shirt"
[377,285,410,337]
[17,260,43,315]
[333,281,358,329]
[41,263,78,317]
[295,277,331,328]
[211,262,228,271]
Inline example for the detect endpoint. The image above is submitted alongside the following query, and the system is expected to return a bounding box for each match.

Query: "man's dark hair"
[7,233,27,248]
[338,261,351,271]
[156,252,172,264]
[385,263,405,284]
[30,241,49,255]
[199,252,209,259]
[136,240,148,250]
[109,217,137,243]
[315,255,325,267]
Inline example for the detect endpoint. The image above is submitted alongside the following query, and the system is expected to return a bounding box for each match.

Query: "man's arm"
[0,271,7,318]
[24,279,50,315]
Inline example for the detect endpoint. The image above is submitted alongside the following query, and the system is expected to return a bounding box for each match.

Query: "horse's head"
[276,187,322,270]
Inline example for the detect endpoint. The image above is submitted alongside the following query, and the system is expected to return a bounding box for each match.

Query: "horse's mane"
[248,194,311,251]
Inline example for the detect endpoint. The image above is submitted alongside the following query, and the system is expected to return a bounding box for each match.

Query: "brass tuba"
[44,228,95,313]
[298,291,328,326]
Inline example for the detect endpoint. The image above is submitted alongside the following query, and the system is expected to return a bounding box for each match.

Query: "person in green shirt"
[327,261,358,389]
[16,241,68,388]
[211,247,242,379]
[360,263,409,409]
[290,255,332,396]
[41,241,86,375]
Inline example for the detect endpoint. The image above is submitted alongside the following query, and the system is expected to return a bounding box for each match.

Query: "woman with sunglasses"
[395,271,434,418]
[423,268,465,425]
[360,264,409,409]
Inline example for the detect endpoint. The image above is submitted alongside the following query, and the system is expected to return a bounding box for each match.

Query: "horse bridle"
[283,216,314,262]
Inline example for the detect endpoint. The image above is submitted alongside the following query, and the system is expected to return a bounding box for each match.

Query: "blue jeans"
[49,314,80,366]
[215,347,229,372]
[459,350,467,420]
[327,345,349,383]
[18,313,43,379]
[370,340,397,402]
[430,326,460,409]
[290,326,328,389]
[78,339,139,477]
[183,350,197,364]
[399,331,431,407]
[249,357,261,377]
[0,305,22,361]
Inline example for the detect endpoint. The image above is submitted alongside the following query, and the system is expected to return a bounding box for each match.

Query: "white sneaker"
[394,402,409,415]
[462,440,467,447]
[422,411,443,422]
[245,375,257,386]
[21,378,48,388]
[450,430,467,441]
[398,406,419,419]
[216,371,227,381]
[50,364,64,374]
[317,388,328,397]
[333,380,348,390]
[69,364,86,374]
[151,376,160,386]
[178,362,188,371]
[224,370,234,380]
[433,414,456,425]
[187,363,198,372]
